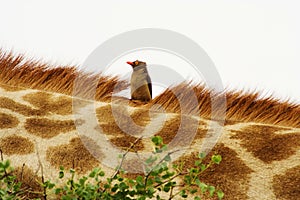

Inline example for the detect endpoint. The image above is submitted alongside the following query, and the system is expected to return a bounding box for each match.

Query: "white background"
[0,0,299,103]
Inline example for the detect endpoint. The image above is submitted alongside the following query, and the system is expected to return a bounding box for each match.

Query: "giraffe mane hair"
[1,50,299,128]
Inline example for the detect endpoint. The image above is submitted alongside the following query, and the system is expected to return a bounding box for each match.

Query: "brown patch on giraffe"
[97,105,144,136]
[96,104,120,123]
[25,118,76,138]
[273,165,300,199]
[0,84,24,91]
[231,125,300,163]
[155,115,207,148]
[13,165,44,199]
[109,135,144,152]
[131,108,151,126]
[97,104,149,127]
[23,92,72,115]
[0,135,34,155]
[122,157,145,174]
[0,97,45,116]
[46,137,101,174]
[98,123,125,136]
[176,143,253,200]
[0,112,19,129]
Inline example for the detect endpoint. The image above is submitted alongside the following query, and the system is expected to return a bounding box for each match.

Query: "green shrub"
[0,136,224,199]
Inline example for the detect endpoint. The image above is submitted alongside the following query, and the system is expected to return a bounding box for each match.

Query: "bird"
[126,60,152,102]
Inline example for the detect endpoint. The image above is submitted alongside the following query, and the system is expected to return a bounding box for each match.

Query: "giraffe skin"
[0,51,299,199]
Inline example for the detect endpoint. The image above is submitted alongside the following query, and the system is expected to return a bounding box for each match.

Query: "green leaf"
[163,185,170,192]
[59,171,64,179]
[212,155,222,164]
[79,177,87,186]
[89,170,96,178]
[155,147,163,153]
[194,197,201,200]
[195,160,201,166]
[55,188,62,194]
[180,190,188,198]
[145,155,157,164]
[208,185,215,196]
[3,160,10,169]
[137,196,146,200]
[164,154,171,162]
[161,144,168,151]
[189,168,199,174]
[119,182,128,191]
[184,175,192,185]
[190,188,198,194]
[136,175,144,185]
[111,184,118,192]
[154,176,162,184]
[217,190,224,199]
[99,171,105,177]
[198,152,206,159]
[152,136,163,145]
[200,164,206,171]
[196,180,208,193]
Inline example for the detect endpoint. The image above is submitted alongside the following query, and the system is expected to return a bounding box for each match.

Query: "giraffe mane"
[0,50,128,101]
[1,50,299,128]
[150,83,300,127]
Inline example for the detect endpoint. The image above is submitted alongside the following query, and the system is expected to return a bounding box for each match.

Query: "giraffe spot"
[97,105,144,136]
[0,97,45,116]
[25,118,75,138]
[96,104,121,123]
[98,123,126,136]
[231,125,300,163]
[109,135,144,152]
[0,84,24,91]
[155,115,207,148]
[94,124,144,152]
[121,157,145,174]
[0,135,34,155]
[23,92,72,115]
[273,165,300,199]
[13,165,43,199]
[0,112,19,129]
[131,108,151,126]
[46,137,102,174]
[176,143,253,199]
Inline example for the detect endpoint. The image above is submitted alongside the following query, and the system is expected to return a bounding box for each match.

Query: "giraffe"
[0,50,299,199]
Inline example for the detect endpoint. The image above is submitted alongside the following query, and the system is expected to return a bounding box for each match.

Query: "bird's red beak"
[126,61,134,66]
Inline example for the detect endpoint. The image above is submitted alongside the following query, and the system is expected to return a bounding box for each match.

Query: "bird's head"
[126,60,147,69]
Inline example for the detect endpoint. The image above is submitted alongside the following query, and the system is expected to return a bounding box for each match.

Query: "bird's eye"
[135,61,139,65]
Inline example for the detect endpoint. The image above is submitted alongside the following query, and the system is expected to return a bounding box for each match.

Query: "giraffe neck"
[0,50,299,199]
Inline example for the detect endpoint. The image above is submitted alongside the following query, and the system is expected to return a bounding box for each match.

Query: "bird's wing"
[147,75,152,98]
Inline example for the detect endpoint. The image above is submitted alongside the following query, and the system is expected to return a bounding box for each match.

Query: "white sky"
[0,0,299,103]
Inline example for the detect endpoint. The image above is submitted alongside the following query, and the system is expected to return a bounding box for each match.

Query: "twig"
[111,136,143,179]
[35,142,47,200]
[70,159,75,191]
[169,186,174,200]
[153,171,186,189]
[0,148,4,161]
[20,163,25,182]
